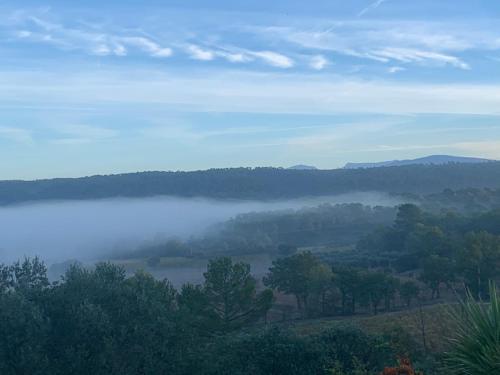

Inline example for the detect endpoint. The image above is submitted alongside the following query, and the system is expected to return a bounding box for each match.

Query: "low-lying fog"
[0,192,400,265]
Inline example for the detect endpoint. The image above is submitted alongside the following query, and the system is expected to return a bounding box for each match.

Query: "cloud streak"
[264,23,474,70]
[7,7,500,73]
[310,55,329,70]
[3,68,500,115]
[373,47,469,69]
[358,0,388,17]
[186,44,215,61]
[49,124,119,144]
[247,51,294,68]
[119,37,172,57]
[10,14,174,59]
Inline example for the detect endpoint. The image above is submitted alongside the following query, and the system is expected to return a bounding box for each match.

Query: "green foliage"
[202,257,273,330]
[264,251,402,317]
[420,255,454,299]
[4,163,500,205]
[203,328,325,375]
[458,232,500,299]
[395,204,423,232]
[446,283,500,374]
[264,251,324,311]
[417,188,500,214]
[0,257,278,374]
[0,257,49,294]
[3,196,500,374]
[307,262,336,316]
[358,204,500,304]
[201,327,394,375]
[329,359,369,375]
[129,190,500,265]
[0,292,50,375]
[130,203,396,258]
[316,327,394,372]
[335,266,364,315]
[42,263,181,374]
[178,283,219,335]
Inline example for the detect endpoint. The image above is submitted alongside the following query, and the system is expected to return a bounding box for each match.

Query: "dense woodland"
[2,200,500,373]
[2,162,500,204]
[0,257,409,375]
[2,231,499,374]
[2,170,500,373]
[272,204,500,317]
[126,203,397,259]
[397,187,500,214]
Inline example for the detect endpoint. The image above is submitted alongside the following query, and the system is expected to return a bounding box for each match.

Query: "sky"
[1,0,500,179]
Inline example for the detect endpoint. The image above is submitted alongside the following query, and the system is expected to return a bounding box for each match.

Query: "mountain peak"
[344,155,495,169]
[287,164,318,170]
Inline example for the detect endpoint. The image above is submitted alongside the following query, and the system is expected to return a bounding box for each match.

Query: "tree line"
[264,251,417,317]
[2,162,500,204]
[258,204,500,319]
[400,187,500,214]
[356,204,500,300]
[0,257,409,375]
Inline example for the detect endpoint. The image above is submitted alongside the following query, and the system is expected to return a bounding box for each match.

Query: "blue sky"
[2,0,500,179]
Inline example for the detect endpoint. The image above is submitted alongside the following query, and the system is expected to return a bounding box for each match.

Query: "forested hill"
[2,162,500,205]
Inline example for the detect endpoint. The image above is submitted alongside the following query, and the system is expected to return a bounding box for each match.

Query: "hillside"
[287,165,318,170]
[2,162,500,205]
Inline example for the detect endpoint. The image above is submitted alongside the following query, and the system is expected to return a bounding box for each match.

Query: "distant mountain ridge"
[287,165,318,170]
[344,155,495,169]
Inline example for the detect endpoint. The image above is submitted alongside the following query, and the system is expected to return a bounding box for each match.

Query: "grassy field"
[289,303,456,353]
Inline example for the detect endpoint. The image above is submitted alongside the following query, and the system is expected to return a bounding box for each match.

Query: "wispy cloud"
[10,13,173,58]
[215,50,251,63]
[358,0,388,17]
[119,37,172,57]
[50,124,118,144]
[262,24,474,69]
[210,47,293,68]
[247,51,294,68]
[373,47,469,69]
[7,7,498,73]
[388,66,405,73]
[6,11,310,70]
[283,120,396,149]
[4,68,500,115]
[186,44,215,61]
[141,122,358,143]
[183,44,296,67]
[310,55,329,70]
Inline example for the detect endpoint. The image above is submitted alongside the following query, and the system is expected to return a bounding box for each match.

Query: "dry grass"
[290,303,456,353]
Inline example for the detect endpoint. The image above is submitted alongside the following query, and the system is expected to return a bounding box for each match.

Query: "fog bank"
[0,192,401,264]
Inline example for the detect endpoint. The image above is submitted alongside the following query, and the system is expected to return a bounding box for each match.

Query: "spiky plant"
[446,283,500,374]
